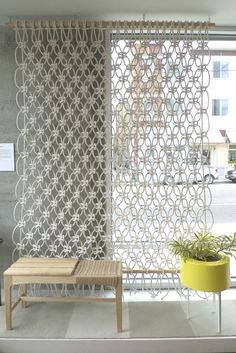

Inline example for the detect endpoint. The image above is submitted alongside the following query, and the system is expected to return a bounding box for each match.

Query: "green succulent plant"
[170,231,236,262]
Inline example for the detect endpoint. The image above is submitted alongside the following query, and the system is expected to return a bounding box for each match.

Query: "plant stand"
[182,256,230,333]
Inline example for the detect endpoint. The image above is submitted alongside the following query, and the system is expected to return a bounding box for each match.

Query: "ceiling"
[0,0,236,27]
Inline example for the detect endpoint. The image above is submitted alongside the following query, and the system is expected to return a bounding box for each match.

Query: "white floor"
[0,288,235,338]
[0,288,236,353]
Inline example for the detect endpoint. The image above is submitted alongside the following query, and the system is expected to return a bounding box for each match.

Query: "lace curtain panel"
[12,20,212,294]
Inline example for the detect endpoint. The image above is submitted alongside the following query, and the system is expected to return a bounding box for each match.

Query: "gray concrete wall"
[0,25,18,275]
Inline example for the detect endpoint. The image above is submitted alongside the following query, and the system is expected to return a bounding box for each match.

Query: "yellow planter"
[181,256,230,292]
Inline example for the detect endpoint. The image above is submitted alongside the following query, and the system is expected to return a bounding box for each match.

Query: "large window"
[212,98,229,116]
[213,61,229,79]
[208,41,236,280]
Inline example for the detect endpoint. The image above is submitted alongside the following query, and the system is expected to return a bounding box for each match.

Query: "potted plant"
[170,232,236,292]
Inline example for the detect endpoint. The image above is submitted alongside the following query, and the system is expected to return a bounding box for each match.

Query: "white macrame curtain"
[12,20,212,294]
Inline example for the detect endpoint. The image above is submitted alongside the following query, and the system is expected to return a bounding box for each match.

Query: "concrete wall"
[0,25,18,275]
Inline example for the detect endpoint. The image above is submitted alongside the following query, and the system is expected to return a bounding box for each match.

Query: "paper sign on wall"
[0,143,15,171]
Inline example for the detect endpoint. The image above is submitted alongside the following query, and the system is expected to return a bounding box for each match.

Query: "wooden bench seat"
[4,257,122,332]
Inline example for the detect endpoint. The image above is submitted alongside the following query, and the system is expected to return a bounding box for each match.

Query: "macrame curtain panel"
[13,20,212,295]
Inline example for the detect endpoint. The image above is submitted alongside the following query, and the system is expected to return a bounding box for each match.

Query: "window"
[213,61,229,79]
[229,149,236,163]
[212,99,229,116]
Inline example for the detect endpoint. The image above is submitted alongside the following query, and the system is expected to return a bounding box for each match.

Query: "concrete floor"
[0,289,236,339]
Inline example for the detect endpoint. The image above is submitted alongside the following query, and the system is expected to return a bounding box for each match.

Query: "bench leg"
[4,275,12,330]
[115,277,122,332]
[20,284,27,308]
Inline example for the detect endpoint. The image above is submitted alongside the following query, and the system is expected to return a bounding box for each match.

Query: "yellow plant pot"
[181,256,230,292]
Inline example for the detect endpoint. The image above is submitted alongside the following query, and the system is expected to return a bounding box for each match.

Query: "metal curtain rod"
[7,19,215,30]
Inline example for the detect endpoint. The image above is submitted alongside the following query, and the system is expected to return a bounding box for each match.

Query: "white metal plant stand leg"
[218,291,222,333]
[187,288,190,320]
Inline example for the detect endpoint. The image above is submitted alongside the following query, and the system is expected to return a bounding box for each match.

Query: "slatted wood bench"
[4,257,122,332]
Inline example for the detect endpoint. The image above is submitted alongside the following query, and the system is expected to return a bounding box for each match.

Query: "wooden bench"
[4,257,122,332]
